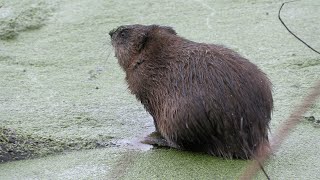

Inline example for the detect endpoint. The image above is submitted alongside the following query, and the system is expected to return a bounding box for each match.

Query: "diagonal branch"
[239,80,320,179]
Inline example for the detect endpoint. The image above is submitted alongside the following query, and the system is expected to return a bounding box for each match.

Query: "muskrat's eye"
[119,29,129,38]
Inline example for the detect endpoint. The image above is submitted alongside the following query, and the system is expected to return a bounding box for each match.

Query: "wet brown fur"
[109,24,273,159]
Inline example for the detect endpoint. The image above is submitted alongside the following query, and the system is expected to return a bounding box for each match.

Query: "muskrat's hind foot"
[141,131,170,148]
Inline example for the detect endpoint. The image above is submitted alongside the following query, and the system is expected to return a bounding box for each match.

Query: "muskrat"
[109,24,273,159]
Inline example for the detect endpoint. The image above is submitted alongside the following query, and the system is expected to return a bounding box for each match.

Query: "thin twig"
[278,1,320,55]
[239,80,320,179]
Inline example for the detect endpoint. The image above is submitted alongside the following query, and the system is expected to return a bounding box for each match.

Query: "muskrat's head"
[109,24,176,70]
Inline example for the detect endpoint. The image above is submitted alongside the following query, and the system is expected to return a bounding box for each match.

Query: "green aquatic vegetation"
[0,0,319,179]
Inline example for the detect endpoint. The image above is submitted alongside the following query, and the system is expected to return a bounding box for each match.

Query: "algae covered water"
[1,0,319,179]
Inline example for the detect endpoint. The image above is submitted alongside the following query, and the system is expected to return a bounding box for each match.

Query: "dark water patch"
[0,126,114,163]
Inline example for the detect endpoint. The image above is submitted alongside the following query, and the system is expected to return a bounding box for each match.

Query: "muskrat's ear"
[138,33,148,52]
[162,26,177,35]
[149,25,177,35]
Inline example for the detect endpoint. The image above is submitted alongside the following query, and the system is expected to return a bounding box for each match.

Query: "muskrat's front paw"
[141,132,170,148]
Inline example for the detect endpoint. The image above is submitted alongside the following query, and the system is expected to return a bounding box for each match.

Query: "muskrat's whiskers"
[94,37,114,71]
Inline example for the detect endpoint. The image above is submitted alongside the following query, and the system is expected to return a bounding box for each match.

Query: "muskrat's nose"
[109,28,116,37]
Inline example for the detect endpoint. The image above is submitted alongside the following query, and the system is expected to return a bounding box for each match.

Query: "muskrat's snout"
[109,28,117,37]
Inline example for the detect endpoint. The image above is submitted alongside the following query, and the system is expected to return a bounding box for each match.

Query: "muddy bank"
[0,126,113,163]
